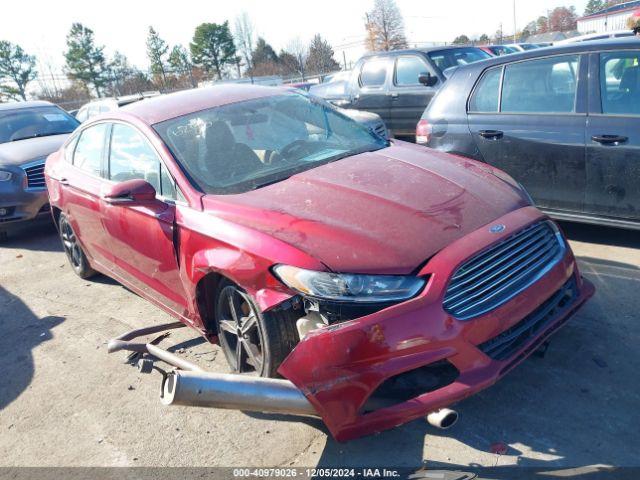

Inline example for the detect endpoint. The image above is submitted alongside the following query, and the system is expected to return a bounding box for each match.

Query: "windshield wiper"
[11,131,71,142]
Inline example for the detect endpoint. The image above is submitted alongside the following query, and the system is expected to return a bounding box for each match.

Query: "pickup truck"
[310,46,491,139]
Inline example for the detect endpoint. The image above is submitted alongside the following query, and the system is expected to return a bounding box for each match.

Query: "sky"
[1,0,589,74]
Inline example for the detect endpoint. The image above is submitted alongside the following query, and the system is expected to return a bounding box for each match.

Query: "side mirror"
[418,72,438,87]
[102,179,157,204]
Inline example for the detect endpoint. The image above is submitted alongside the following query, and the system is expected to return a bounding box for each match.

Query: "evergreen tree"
[168,44,195,87]
[0,41,37,100]
[190,22,236,80]
[305,34,340,75]
[64,23,108,97]
[146,26,169,88]
[584,0,606,15]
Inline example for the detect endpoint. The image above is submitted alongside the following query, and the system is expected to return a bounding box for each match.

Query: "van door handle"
[478,130,503,140]
[59,177,69,186]
[592,134,628,145]
[389,93,399,99]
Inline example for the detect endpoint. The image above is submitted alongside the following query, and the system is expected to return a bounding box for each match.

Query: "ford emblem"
[490,224,506,233]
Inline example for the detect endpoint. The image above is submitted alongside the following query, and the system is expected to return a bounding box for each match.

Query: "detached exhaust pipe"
[426,408,458,429]
[162,370,317,417]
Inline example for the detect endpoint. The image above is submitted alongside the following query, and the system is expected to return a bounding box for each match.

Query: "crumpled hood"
[0,134,69,167]
[203,142,529,274]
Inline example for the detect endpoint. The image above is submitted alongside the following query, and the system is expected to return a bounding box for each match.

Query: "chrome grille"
[443,221,565,320]
[23,162,46,189]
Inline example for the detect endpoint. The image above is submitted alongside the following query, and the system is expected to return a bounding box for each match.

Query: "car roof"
[361,45,484,59]
[456,38,640,72]
[116,84,291,125]
[0,100,54,112]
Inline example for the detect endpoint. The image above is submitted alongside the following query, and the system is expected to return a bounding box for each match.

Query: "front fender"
[178,206,325,312]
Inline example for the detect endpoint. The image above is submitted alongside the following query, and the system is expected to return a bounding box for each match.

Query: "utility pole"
[513,0,517,42]
[343,51,347,70]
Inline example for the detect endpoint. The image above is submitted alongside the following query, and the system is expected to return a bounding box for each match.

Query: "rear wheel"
[215,279,298,378]
[59,213,96,279]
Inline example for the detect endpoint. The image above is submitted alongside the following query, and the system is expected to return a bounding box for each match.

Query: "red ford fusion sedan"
[45,85,594,441]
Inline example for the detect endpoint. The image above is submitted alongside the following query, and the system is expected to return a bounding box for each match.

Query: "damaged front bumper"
[277,207,594,441]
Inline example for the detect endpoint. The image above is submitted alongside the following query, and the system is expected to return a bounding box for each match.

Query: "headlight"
[0,171,12,182]
[273,265,425,303]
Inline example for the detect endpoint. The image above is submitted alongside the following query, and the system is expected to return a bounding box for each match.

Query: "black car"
[419,38,640,230]
[310,46,491,138]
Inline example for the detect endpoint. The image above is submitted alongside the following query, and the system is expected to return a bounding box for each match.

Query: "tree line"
[451,0,633,46]
[0,0,414,104]
[0,14,345,104]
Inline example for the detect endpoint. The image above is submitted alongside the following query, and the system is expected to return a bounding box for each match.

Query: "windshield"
[428,47,491,72]
[0,106,79,144]
[153,93,388,194]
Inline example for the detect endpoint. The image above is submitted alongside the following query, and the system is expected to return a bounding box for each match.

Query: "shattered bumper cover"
[278,207,594,441]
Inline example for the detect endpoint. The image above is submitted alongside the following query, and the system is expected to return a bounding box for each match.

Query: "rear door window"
[599,51,640,115]
[73,123,108,177]
[501,55,579,113]
[359,59,388,88]
[469,67,502,112]
[394,55,433,86]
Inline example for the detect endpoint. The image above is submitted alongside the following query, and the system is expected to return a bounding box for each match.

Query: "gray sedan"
[0,101,79,239]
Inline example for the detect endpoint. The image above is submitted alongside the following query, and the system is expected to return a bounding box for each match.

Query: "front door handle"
[478,130,504,140]
[59,177,69,186]
[592,134,628,145]
[389,93,399,99]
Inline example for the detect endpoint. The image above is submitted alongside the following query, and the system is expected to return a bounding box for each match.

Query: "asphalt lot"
[0,220,639,473]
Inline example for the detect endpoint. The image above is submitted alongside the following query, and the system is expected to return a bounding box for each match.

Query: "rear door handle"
[592,134,628,145]
[478,130,503,140]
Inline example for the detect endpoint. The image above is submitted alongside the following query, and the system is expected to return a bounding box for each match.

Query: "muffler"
[426,408,458,429]
[162,369,317,417]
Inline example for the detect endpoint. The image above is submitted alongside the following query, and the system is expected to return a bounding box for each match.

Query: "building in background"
[578,1,640,33]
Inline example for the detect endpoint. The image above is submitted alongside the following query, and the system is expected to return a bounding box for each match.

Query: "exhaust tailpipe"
[162,370,317,417]
[426,408,458,429]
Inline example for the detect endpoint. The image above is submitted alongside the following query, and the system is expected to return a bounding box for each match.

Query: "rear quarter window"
[469,67,502,112]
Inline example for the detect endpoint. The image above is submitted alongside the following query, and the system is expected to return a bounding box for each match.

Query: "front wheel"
[215,279,298,378]
[59,213,96,279]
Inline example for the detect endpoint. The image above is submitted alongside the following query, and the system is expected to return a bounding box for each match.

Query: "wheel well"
[195,271,223,334]
[51,206,62,228]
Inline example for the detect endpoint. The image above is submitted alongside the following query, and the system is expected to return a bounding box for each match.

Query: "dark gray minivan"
[420,38,640,230]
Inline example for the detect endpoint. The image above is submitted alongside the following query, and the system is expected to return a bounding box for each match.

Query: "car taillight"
[416,119,432,144]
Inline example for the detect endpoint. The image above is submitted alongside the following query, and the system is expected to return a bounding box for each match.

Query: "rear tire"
[59,213,96,279]
[214,279,299,378]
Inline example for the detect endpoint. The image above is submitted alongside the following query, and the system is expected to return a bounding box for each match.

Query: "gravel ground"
[0,220,638,474]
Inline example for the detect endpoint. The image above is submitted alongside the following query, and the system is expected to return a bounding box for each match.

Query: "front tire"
[215,279,298,378]
[59,213,96,279]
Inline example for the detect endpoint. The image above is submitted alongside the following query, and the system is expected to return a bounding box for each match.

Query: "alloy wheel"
[217,286,265,374]
[60,218,82,270]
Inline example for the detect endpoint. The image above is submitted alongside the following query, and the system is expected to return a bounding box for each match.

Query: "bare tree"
[234,12,255,76]
[365,0,408,52]
[282,37,308,80]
